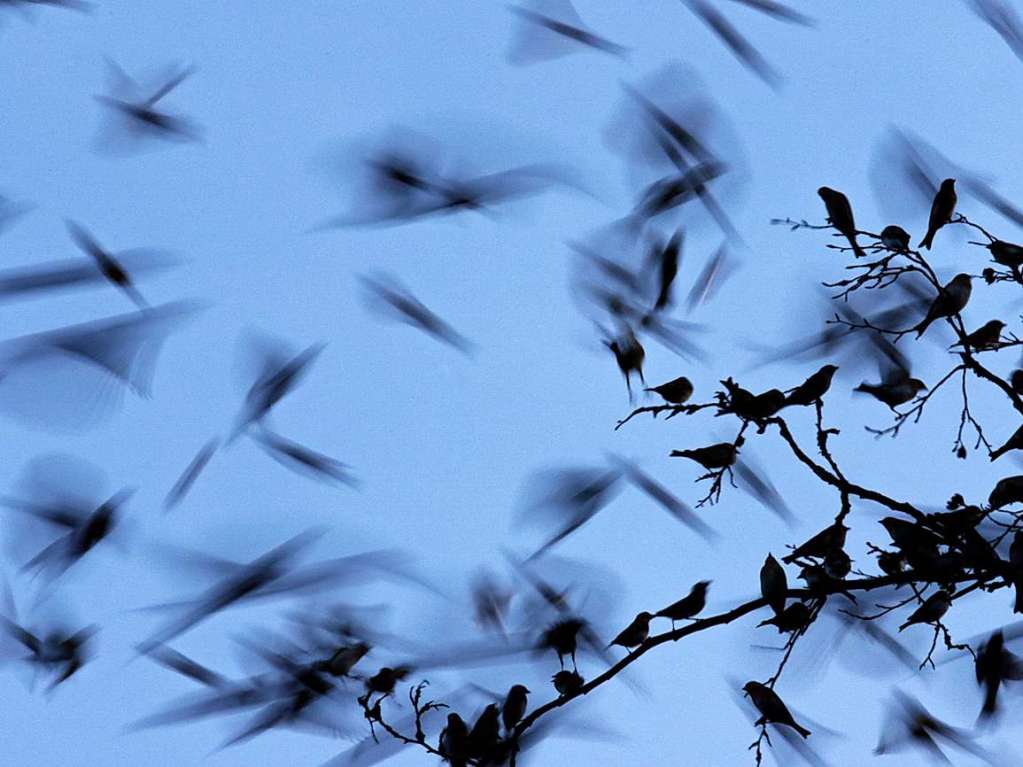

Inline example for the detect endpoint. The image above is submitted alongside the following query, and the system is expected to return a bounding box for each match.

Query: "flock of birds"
[6,1,1023,766]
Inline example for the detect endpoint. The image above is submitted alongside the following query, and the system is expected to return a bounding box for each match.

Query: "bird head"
[693,580,712,594]
[637,611,654,622]
[510,684,530,695]
[941,178,956,191]
[817,186,836,201]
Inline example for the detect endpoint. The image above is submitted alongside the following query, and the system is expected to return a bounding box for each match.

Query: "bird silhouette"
[919,178,957,249]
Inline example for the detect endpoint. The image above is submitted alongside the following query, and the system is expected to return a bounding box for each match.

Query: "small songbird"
[607,611,653,651]
[854,375,927,410]
[540,618,585,669]
[877,550,906,576]
[989,475,1023,508]
[824,548,852,579]
[670,438,743,470]
[502,685,530,734]
[605,329,645,401]
[989,240,1023,270]
[760,554,787,616]
[782,522,848,563]
[653,230,682,312]
[975,630,1023,719]
[919,178,957,250]
[1013,370,1023,395]
[951,320,1004,352]
[898,590,952,631]
[912,274,972,338]
[439,713,470,766]
[645,376,693,404]
[757,601,811,633]
[783,364,838,408]
[817,186,865,258]
[1010,531,1023,614]
[552,669,584,696]
[655,581,710,629]
[742,681,811,738]
[880,224,911,252]
[468,704,501,760]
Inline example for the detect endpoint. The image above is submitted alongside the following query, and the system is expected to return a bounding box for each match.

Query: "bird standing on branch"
[919,178,957,250]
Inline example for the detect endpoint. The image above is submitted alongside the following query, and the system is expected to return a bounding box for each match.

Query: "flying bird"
[360,273,475,355]
[507,1,628,63]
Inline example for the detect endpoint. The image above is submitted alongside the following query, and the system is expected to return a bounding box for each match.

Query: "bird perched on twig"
[898,589,952,631]
[989,475,1023,508]
[782,522,848,564]
[670,438,743,470]
[951,320,1004,352]
[645,376,693,405]
[757,602,811,633]
[912,273,972,338]
[783,364,838,408]
[880,224,911,252]
[760,554,787,616]
[502,684,530,734]
[919,178,957,250]
[607,612,653,651]
[552,669,584,696]
[655,580,710,629]
[742,681,811,738]
[817,186,865,258]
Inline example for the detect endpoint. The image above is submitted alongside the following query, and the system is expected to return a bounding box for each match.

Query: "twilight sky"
[1,2,1022,766]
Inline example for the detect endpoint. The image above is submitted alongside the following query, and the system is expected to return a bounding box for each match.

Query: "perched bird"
[782,522,848,563]
[880,224,911,252]
[990,423,1023,461]
[742,681,811,738]
[919,178,957,249]
[989,475,1023,508]
[760,554,787,616]
[911,273,972,338]
[364,666,410,698]
[670,438,743,470]
[607,611,653,651]
[502,684,530,733]
[1010,531,1023,614]
[988,239,1023,271]
[1013,369,1023,395]
[898,590,952,631]
[645,375,693,404]
[877,550,906,576]
[824,549,852,579]
[757,601,811,633]
[783,364,838,407]
[951,319,1004,352]
[817,186,865,258]
[719,378,784,420]
[552,669,584,696]
[655,580,710,629]
[439,713,470,767]
[468,704,501,760]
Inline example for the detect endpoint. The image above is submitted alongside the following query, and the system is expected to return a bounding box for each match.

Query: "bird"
[783,364,838,407]
[95,60,201,146]
[898,590,952,631]
[607,611,653,651]
[912,273,972,338]
[645,375,693,404]
[760,554,787,616]
[919,178,957,249]
[817,186,865,258]
[975,630,1023,719]
[502,684,530,734]
[360,273,475,355]
[782,522,848,563]
[540,618,586,669]
[655,581,710,628]
[988,239,1023,271]
[552,669,584,696]
[653,230,682,311]
[824,548,852,579]
[742,681,811,738]
[989,475,1023,508]
[1011,531,1023,613]
[507,2,629,64]
[1013,369,1023,395]
[757,602,811,633]
[605,329,645,401]
[468,704,501,760]
[880,224,911,252]
[64,221,150,307]
[439,713,470,767]
[854,374,927,410]
[989,423,1023,461]
[951,320,1004,352]
[670,438,743,470]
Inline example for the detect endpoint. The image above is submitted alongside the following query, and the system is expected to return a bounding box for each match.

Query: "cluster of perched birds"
[7,1,1023,766]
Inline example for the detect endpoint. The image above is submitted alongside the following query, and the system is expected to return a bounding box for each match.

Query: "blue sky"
[0,2,1022,765]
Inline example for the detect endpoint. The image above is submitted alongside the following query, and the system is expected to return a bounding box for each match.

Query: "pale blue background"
[0,2,1021,765]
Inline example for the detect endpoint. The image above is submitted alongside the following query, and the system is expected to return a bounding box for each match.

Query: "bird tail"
[897,620,910,632]
[991,444,1009,462]
[852,383,872,395]
[919,231,934,250]
[794,723,811,739]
